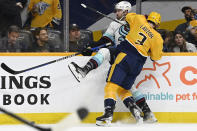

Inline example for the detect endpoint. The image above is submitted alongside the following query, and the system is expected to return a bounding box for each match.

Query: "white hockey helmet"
[115,1,132,12]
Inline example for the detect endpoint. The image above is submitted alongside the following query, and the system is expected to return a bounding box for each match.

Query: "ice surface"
[1,123,197,131]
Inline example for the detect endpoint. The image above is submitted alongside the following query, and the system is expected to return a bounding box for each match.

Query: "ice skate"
[96,108,113,126]
[128,102,143,124]
[143,111,158,123]
[68,62,87,82]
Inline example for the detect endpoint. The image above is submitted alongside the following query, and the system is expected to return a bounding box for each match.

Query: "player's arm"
[81,22,116,56]
[150,35,164,61]
[89,36,114,48]
[80,36,112,56]
[89,22,116,48]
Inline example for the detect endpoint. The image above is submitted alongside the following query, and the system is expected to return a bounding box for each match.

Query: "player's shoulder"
[127,13,146,23]
[154,30,162,38]
[126,13,137,16]
[127,13,145,18]
[152,30,163,42]
[110,20,126,25]
[136,14,146,17]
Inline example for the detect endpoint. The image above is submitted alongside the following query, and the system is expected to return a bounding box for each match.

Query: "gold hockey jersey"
[125,13,163,61]
[28,0,62,28]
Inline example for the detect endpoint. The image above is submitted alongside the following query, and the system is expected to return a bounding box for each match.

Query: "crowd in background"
[161,6,197,52]
[0,0,64,52]
[0,0,197,53]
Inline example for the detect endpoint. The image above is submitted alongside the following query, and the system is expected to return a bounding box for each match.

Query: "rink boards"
[0,52,196,124]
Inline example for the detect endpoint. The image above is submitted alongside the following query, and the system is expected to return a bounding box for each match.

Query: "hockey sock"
[83,52,105,74]
[83,59,98,74]
[136,97,151,114]
[123,97,135,108]
[104,98,116,109]
[88,52,104,68]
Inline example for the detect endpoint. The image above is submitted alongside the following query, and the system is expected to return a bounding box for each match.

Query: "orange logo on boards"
[136,62,171,89]
[180,66,197,85]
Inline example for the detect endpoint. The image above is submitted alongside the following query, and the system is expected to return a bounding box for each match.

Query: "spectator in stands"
[27,0,62,30]
[175,6,194,34]
[187,9,197,47]
[69,23,88,52]
[162,30,174,52]
[0,0,27,37]
[31,27,62,52]
[171,31,196,52]
[175,6,197,47]
[0,25,26,52]
[189,21,197,47]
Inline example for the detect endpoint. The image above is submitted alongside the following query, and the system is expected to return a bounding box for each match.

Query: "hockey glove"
[81,47,93,56]
[81,43,93,56]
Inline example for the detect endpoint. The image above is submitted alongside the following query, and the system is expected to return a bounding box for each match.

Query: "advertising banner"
[135,56,197,112]
[0,53,196,123]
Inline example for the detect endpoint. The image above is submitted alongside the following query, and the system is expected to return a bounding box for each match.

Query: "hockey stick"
[1,52,81,75]
[0,106,50,131]
[0,106,88,131]
[90,42,112,51]
[1,43,111,75]
[81,3,126,26]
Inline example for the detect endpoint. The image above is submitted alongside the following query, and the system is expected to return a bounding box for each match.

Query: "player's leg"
[131,88,157,123]
[96,82,117,126]
[124,44,156,123]
[114,47,148,123]
[117,88,143,124]
[68,48,110,82]
[96,52,126,126]
[105,52,143,124]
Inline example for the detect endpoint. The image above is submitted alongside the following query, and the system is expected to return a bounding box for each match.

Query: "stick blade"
[1,63,18,75]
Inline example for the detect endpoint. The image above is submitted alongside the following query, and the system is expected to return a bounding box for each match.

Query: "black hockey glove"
[81,44,93,56]
[82,48,93,56]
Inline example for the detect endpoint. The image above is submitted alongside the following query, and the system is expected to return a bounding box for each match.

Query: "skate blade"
[143,113,158,123]
[96,120,111,126]
[136,117,143,124]
[144,118,158,123]
[68,63,81,83]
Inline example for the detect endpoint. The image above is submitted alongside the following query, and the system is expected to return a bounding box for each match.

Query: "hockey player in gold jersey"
[125,12,163,60]
[96,12,163,126]
[28,0,62,28]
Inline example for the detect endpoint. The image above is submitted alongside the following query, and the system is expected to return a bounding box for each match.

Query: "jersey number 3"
[135,32,147,45]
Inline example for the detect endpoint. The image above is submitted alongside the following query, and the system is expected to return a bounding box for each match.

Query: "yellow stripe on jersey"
[107,52,126,81]
[125,13,163,61]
